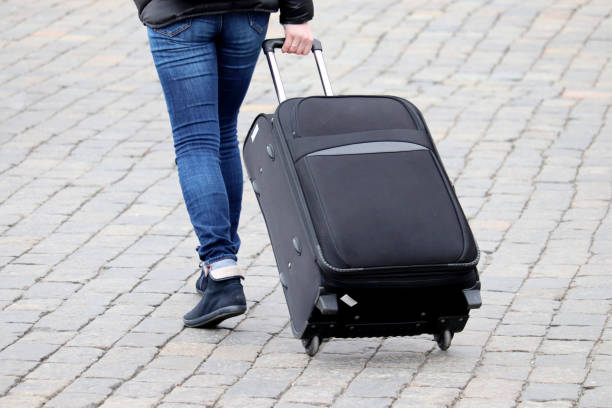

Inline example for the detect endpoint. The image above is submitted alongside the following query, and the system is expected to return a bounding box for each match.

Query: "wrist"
[283,22,309,28]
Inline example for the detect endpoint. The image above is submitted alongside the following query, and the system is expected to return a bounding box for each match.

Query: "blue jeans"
[147,12,270,264]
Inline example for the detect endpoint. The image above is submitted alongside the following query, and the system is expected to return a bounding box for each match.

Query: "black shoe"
[183,275,246,328]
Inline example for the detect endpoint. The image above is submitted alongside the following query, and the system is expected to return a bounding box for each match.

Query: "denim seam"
[247,12,264,34]
[153,19,192,37]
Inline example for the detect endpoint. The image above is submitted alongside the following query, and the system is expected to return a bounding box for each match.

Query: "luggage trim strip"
[306,141,427,156]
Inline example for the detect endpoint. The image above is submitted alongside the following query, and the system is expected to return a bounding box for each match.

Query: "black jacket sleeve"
[279,0,314,24]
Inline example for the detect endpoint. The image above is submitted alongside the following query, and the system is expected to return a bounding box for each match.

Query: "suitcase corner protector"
[315,293,338,315]
[463,281,482,309]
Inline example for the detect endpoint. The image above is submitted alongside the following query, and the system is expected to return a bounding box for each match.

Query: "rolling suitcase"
[243,38,482,355]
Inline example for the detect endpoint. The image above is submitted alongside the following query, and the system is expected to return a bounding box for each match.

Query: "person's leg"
[184,12,270,327]
[148,18,247,326]
[216,11,271,255]
[147,14,268,327]
[147,18,238,267]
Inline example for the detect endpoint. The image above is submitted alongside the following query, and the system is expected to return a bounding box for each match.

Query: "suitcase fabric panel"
[243,115,320,335]
[295,142,466,270]
[294,96,418,137]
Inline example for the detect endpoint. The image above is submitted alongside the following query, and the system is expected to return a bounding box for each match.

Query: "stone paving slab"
[1,0,611,407]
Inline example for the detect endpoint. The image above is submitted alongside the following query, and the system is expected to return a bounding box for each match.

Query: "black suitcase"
[243,39,482,355]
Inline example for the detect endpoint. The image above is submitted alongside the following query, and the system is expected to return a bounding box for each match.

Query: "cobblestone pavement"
[1,0,611,407]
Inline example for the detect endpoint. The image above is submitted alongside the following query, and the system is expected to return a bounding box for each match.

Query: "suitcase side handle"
[262,38,333,103]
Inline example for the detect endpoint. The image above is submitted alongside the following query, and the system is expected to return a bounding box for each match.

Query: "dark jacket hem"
[141,7,278,28]
[135,0,313,28]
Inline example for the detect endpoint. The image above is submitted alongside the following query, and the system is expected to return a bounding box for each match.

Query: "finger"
[297,39,309,55]
[289,37,300,54]
[282,35,293,53]
[289,38,299,54]
[297,37,312,55]
[304,38,314,54]
[305,38,314,54]
[282,37,290,53]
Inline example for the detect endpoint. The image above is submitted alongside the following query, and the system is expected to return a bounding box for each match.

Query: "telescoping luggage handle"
[262,38,333,103]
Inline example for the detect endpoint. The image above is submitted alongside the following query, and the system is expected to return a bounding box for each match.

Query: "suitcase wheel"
[302,335,320,356]
[434,329,453,351]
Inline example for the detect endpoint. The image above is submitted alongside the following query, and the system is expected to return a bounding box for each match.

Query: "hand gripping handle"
[262,38,332,103]
[262,38,323,53]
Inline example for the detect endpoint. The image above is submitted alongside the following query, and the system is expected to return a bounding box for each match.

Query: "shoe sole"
[183,305,246,328]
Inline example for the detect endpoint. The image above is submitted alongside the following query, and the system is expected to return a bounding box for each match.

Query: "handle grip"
[262,38,323,53]
[262,38,332,103]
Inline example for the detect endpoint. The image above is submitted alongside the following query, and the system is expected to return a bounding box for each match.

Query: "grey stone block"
[539,339,594,355]
[10,378,70,398]
[475,364,531,381]
[162,385,223,405]
[455,398,517,408]
[518,401,572,408]
[548,325,604,341]
[333,396,393,408]
[0,394,47,408]
[45,392,108,408]
[132,317,184,334]
[522,383,580,402]
[207,345,261,362]
[464,377,524,400]
[276,402,327,408]
[132,368,192,384]
[482,352,533,367]
[396,386,460,407]
[117,332,175,348]
[0,342,59,361]
[216,396,276,408]
[580,386,612,407]
[345,368,413,398]
[25,362,85,380]
[183,374,236,388]
[198,360,251,377]
[530,366,587,384]
[63,377,121,395]
[0,359,39,376]
[590,355,612,371]
[223,368,300,399]
[280,385,338,405]
[367,351,426,369]
[486,336,541,353]
[97,396,159,408]
[115,380,174,398]
[252,353,309,369]
[159,341,216,359]
[0,376,17,394]
[412,370,472,388]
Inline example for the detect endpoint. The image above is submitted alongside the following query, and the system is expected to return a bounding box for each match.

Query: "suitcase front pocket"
[294,96,419,137]
[295,142,467,271]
